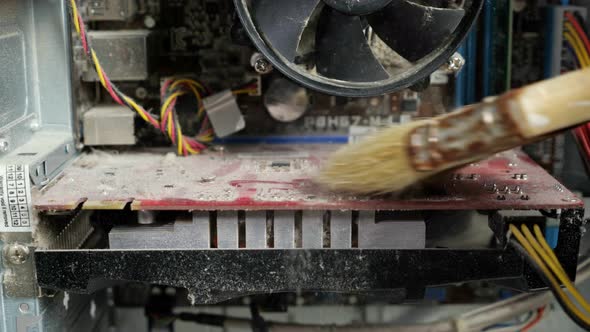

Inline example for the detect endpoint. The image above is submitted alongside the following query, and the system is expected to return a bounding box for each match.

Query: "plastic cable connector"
[202,90,246,138]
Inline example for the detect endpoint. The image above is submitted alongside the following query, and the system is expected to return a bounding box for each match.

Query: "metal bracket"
[0,130,77,187]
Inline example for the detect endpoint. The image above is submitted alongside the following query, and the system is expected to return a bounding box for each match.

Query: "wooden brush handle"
[512,68,590,138]
[407,68,590,171]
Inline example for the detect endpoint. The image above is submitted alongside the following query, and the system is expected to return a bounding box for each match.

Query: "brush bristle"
[318,121,435,194]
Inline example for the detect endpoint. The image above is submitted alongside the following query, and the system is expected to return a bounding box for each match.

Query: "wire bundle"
[69,0,257,155]
[562,12,590,166]
[159,78,215,155]
[509,223,590,330]
[69,0,217,155]
[482,308,545,332]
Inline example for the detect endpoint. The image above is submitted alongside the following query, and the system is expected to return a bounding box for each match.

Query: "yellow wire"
[197,107,206,119]
[70,0,210,154]
[176,121,184,155]
[161,92,185,118]
[171,79,206,93]
[565,22,590,66]
[521,225,590,315]
[170,80,204,109]
[198,135,213,142]
[91,51,108,88]
[70,0,81,34]
[509,225,590,324]
[565,31,590,68]
[184,141,199,155]
[533,225,566,273]
[232,89,256,95]
[123,96,150,123]
[191,87,203,106]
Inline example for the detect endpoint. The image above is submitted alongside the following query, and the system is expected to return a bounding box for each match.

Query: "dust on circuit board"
[35,146,582,212]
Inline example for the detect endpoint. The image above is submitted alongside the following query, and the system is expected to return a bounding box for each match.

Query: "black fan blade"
[316,8,389,82]
[252,0,321,61]
[368,0,465,62]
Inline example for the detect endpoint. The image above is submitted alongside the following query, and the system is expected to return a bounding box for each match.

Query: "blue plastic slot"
[544,7,556,78]
[482,0,494,97]
[424,287,447,302]
[214,135,350,145]
[545,226,560,249]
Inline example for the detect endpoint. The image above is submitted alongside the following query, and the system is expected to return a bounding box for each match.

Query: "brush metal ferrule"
[408,99,523,171]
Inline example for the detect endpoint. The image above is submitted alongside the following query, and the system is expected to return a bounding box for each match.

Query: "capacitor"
[263,78,309,123]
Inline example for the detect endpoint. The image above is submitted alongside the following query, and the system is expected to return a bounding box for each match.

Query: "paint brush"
[319,68,590,194]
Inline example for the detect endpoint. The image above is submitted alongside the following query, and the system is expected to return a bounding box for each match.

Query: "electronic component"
[263,78,309,122]
[82,30,151,82]
[202,90,245,137]
[83,105,136,146]
[81,0,138,21]
[234,0,483,96]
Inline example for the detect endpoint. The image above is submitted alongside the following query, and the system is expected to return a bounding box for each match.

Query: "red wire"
[160,79,174,98]
[564,12,590,163]
[521,307,546,332]
[576,128,590,157]
[161,99,177,133]
[74,7,207,155]
[102,72,124,106]
[186,138,207,150]
[565,12,590,53]
[77,15,89,54]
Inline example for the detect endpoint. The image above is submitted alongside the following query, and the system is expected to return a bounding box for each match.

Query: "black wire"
[509,239,590,331]
[232,79,258,91]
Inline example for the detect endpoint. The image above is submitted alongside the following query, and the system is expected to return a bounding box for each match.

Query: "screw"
[447,53,465,73]
[251,53,273,74]
[0,139,9,153]
[19,303,30,314]
[4,244,30,265]
[30,121,40,131]
[254,58,272,74]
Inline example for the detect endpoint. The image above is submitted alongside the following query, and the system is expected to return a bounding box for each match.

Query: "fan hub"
[322,0,392,15]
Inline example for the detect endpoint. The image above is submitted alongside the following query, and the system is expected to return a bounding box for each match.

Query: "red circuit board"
[35,145,582,211]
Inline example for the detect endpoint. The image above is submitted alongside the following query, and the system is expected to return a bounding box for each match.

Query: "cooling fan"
[234,0,482,97]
